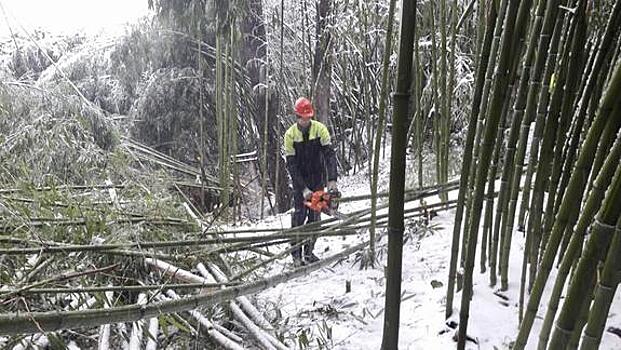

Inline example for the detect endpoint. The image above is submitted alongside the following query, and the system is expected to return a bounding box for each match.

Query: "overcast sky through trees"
[0,0,150,39]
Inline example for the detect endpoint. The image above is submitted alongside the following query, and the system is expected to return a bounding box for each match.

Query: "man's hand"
[303,187,313,200]
[327,180,338,192]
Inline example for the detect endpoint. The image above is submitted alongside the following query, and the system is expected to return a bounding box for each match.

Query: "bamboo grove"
[445,0,621,348]
[2,0,621,348]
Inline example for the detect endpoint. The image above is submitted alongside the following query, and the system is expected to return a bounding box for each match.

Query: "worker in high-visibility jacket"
[283,97,338,266]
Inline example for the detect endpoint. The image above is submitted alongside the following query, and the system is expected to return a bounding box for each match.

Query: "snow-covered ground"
[235,160,621,349]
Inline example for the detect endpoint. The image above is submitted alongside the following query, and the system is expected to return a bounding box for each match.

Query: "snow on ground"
[232,158,621,350]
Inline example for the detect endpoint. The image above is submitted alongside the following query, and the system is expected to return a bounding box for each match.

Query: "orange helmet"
[294,97,314,119]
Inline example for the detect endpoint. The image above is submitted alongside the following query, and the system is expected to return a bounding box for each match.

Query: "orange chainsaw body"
[304,189,340,215]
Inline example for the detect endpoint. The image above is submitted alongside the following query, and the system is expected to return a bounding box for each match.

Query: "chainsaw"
[304,188,346,219]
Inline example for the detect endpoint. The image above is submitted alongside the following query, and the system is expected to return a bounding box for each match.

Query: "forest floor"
[226,157,621,350]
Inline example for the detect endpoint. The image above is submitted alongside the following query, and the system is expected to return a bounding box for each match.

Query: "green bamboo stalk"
[229,29,240,220]
[0,264,118,300]
[0,239,370,336]
[586,116,618,192]
[215,20,225,220]
[537,130,621,350]
[461,0,509,272]
[380,0,416,346]
[369,0,397,267]
[1,282,242,295]
[340,178,461,203]
[222,36,232,221]
[567,273,596,349]
[415,24,423,189]
[457,0,520,347]
[538,8,587,259]
[514,57,621,349]
[0,229,360,255]
[438,0,448,201]
[547,45,595,238]
[548,167,621,348]
[557,91,613,261]
[197,15,207,212]
[430,1,442,192]
[260,35,270,219]
[445,0,498,318]
[499,0,565,291]
[525,5,579,292]
[518,217,531,322]
[493,0,543,288]
[483,98,508,278]
[553,10,621,255]
[579,218,621,350]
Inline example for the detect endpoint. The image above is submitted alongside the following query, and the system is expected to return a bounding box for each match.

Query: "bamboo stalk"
[537,133,621,348]
[0,242,369,335]
[144,316,159,350]
[527,2,585,293]
[128,293,147,350]
[369,0,397,266]
[4,282,242,295]
[165,291,244,350]
[446,0,498,317]
[549,208,621,349]
[97,291,113,350]
[458,0,521,347]
[0,184,126,195]
[579,220,621,350]
[515,56,621,349]
[200,263,275,332]
[0,230,359,255]
[0,264,118,300]
[540,8,589,255]
[381,0,416,346]
[490,1,543,285]
[499,0,566,291]
[151,260,275,348]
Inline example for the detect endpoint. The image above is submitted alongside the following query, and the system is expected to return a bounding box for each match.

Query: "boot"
[291,248,305,267]
[303,242,320,263]
[305,252,320,264]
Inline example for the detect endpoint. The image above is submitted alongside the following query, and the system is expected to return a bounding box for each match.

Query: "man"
[284,97,338,266]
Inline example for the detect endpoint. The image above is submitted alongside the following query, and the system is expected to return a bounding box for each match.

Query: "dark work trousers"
[291,185,322,261]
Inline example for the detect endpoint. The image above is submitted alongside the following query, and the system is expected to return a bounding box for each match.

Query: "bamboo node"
[387,227,404,235]
[593,219,616,232]
[596,282,615,293]
[581,332,600,344]
[554,323,573,335]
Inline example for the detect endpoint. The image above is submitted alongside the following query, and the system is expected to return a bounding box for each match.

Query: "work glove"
[302,187,313,200]
[326,181,340,211]
[327,180,338,192]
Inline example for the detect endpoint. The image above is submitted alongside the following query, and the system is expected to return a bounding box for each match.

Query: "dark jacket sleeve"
[284,128,306,192]
[317,123,338,182]
[286,155,307,192]
[322,144,338,182]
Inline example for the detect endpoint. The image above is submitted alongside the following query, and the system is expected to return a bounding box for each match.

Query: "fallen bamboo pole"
[1,282,242,295]
[128,293,147,350]
[0,184,125,195]
[97,291,113,350]
[0,230,359,255]
[0,264,119,300]
[161,292,244,350]
[338,179,460,203]
[1,216,192,231]
[0,239,369,335]
[200,264,287,350]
